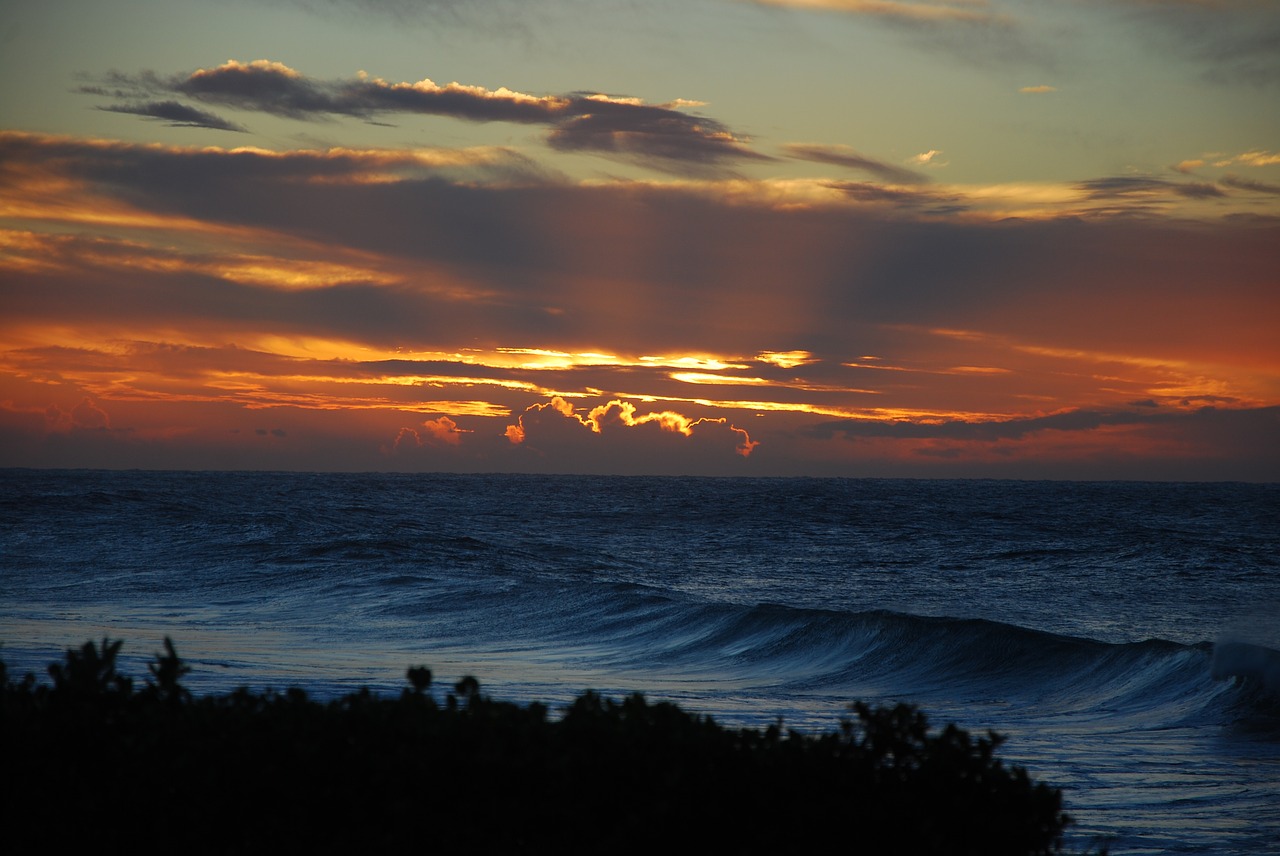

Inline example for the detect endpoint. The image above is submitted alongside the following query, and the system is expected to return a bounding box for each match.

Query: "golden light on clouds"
[1,122,1276,477]
[612,393,877,420]
[1213,151,1280,168]
[503,396,759,458]
[948,366,1012,375]
[392,401,511,418]
[193,58,301,80]
[393,415,472,449]
[669,372,769,385]
[756,350,814,369]
[640,355,751,371]
[492,349,621,369]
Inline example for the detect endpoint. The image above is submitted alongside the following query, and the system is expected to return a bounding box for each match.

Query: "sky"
[1,0,1278,479]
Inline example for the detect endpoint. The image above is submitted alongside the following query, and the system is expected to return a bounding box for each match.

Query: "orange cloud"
[669,372,770,386]
[25,397,114,433]
[396,415,470,447]
[1213,150,1280,169]
[70,397,111,430]
[505,397,758,460]
[756,350,815,369]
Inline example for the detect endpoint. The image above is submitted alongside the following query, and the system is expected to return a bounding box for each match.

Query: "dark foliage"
[2,639,1069,853]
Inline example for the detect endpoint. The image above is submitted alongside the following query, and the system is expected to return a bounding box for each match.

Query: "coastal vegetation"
[2,638,1070,853]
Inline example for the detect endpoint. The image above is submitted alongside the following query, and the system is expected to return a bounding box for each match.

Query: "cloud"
[741,0,1042,70]
[1235,151,1280,167]
[1213,150,1280,168]
[806,405,1280,479]
[1018,85,1056,94]
[268,0,577,31]
[756,1,1274,80]
[503,396,758,471]
[421,415,469,445]
[1098,0,1280,86]
[784,143,928,184]
[84,60,768,176]
[746,0,1005,26]
[1175,151,1280,186]
[2,130,1277,481]
[70,397,111,430]
[757,350,816,369]
[99,100,247,132]
[5,132,1276,364]
[170,60,563,122]
[1220,173,1280,195]
[810,407,1149,441]
[1076,175,1225,201]
[824,180,967,212]
[392,415,471,448]
[545,100,771,176]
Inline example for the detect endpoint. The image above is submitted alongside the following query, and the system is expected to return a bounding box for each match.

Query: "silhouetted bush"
[1,639,1069,853]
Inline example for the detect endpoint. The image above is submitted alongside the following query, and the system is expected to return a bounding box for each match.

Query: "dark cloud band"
[785,143,929,184]
[85,60,768,176]
[100,100,247,132]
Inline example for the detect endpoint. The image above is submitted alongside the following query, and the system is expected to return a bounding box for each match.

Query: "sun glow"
[504,396,759,457]
[670,372,769,385]
[756,350,815,369]
[639,354,750,371]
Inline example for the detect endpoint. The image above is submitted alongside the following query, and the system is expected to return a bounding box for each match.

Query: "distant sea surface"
[3,469,1278,853]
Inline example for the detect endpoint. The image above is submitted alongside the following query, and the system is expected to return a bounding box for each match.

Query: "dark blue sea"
[3,469,1278,853]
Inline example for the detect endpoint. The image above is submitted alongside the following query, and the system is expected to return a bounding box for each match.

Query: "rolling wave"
[413,577,1276,733]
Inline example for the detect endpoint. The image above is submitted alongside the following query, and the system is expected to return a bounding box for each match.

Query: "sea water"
[2,470,1278,853]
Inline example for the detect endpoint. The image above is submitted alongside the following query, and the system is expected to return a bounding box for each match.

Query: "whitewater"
[2,470,1277,853]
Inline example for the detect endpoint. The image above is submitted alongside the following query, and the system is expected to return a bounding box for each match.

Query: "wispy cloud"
[746,0,1005,26]
[784,143,929,184]
[806,405,1280,476]
[265,0,581,32]
[1219,174,1280,196]
[1174,150,1280,189]
[1098,0,1280,86]
[740,0,1042,69]
[1213,150,1280,168]
[824,180,967,213]
[99,100,248,132]
[1076,175,1225,202]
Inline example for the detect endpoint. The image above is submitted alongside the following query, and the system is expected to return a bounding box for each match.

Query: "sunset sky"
[2,0,1277,478]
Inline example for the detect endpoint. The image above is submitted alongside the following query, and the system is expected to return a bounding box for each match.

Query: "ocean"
[2,469,1277,853]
